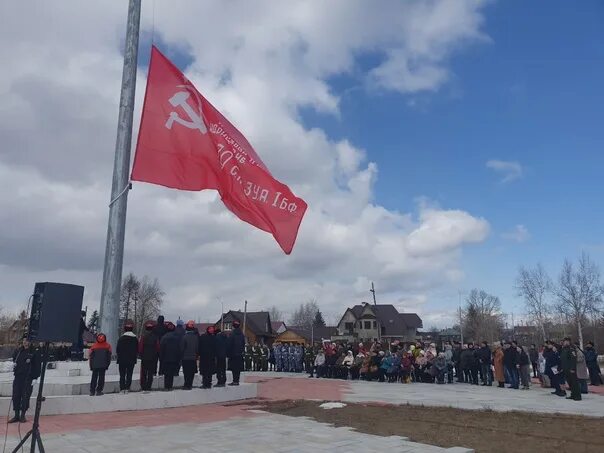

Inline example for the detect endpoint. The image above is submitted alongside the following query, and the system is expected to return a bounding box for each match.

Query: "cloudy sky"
[1,1,603,328]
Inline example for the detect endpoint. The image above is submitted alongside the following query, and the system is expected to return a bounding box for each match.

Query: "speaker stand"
[12,342,49,453]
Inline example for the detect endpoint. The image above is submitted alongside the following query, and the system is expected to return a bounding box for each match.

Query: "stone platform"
[0,361,234,396]
[0,383,256,416]
[0,360,256,415]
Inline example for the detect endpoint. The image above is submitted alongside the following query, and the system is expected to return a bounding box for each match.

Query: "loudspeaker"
[28,282,84,343]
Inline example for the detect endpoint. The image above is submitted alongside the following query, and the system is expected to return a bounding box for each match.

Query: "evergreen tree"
[87,310,99,333]
[313,310,326,328]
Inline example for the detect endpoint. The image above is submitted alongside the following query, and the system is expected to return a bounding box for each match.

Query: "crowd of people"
[265,337,601,403]
[8,317,602,423]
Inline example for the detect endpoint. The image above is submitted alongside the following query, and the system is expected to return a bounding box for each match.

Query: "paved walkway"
[3,372,602,452]
[3,412,470,453]
[342,380,604,417]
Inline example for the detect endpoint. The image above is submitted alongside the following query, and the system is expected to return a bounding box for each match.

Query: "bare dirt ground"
[260,400,604,453]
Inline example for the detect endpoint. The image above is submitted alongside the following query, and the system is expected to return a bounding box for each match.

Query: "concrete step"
[0,372,234,396]
[0,383,256,416]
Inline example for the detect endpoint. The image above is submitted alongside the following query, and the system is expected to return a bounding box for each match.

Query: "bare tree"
[266,305,284,322]
[120,272,140,322]
[556,253,604,348]
[516,264,552,341]
[288,299,320,330]
[462,289,504,343]
[135,276,165,334]
[120,273,165,334]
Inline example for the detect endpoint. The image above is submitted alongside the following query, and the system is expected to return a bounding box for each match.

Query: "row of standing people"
[88,316,246,396]
[241,343,308,372]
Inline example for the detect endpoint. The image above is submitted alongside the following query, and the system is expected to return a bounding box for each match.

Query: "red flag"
[131,46,307,254]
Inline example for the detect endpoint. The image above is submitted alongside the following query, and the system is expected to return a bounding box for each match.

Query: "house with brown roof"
[335,303,422,342]
[214,310,275,345]
[276,325,338,345]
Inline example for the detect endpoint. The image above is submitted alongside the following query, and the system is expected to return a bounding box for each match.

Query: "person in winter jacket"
[444,343,454,384]
[181,320,199,390]
[198,326,216,388]
[452,342,462,382]
[159,321,180,390]
[529,344,539,378]
[175,319,186,340]
[574,342,589,394]
[153,315,167,341]
[89,333,112,396]
[214,327,228,387]
[543,342,565,396]
[503,342,520,389]
[584,341,602,386]
[493,342,505,387]
[518,346,531,389]
[312,349,326,378]
[460,344,474,384]
[226,320,246,385]
[477,341,492,386]
[9,336,41,423]
[139,321,160,392]
[387,352,401,383]
[560,337,581,401]
[116,320,138,393]
[433,352,447,384]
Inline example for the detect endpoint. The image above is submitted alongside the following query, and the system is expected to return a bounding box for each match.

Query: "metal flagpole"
[99,0,141,350]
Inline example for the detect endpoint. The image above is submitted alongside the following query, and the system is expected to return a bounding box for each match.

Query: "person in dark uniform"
[9,336,41,423]
[153,315,167,340]
[181,320,199,390]
[261,344,269,371]
[139,320,160,392]
[198,326,216,389]
[214,327,228,387]
[227,320,245,385]
[160,321,180,390]
[73,310,89,361]
[244,344,252,371]
[116,320,138,393]
[560,337,581,401]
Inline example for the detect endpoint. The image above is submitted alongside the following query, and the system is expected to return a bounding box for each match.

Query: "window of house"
[373,321,377,329]
[224,322,232,331]
[345,322,354,332]
[364,321,371,330]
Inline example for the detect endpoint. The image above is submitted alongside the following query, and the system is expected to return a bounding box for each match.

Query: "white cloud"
[502,225,530,243]
[0,0,491,324]
[486,159,524,183]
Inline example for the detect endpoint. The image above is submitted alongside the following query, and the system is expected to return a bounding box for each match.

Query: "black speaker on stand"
[13,282,84,453]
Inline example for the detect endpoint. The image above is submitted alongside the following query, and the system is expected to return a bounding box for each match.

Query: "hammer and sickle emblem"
[165,88,207,134]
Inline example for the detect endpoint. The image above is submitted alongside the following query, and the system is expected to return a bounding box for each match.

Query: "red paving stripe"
[244,375,348,401]
[2,403,258,436]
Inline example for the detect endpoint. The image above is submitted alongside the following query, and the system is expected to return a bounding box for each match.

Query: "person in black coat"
[159,322,180,390]
[503,342,520,389]
[198,326,217,388]
[116,321,138,393]
[477,341,492,386]
[139,321,160,392]
[181,321,199,390]
[214,327,228,387]
[226,320,246,385]
[153,315,167,341]
[452,342,462,382]
[9,336,41,423]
